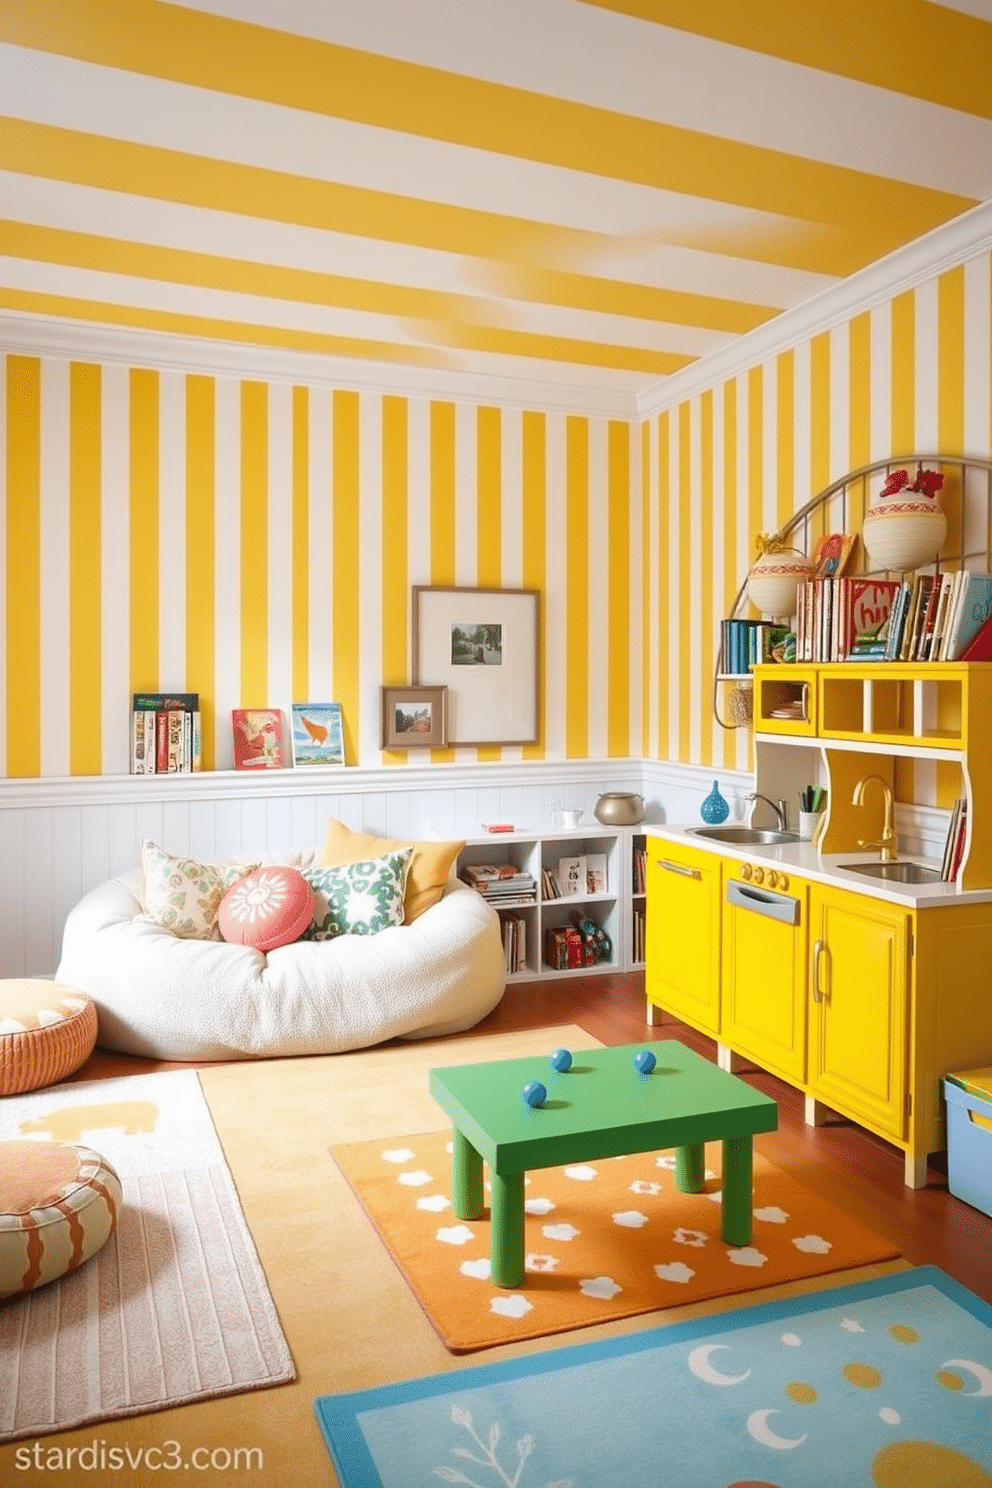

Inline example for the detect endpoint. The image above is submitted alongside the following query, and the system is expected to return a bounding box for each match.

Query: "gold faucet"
[852,774,897,861]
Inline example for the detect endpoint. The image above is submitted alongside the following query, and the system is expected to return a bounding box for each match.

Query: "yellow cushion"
[320,819,464,923]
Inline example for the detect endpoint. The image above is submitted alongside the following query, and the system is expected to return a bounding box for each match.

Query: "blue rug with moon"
[314,1266,992,1488]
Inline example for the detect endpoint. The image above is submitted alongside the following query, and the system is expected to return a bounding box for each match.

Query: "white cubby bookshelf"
[457,826,646,981]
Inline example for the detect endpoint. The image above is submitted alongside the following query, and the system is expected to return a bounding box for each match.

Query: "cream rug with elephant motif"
[0,1071,294,1443]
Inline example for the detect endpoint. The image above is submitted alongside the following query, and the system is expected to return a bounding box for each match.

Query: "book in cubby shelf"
[131,693,200,774]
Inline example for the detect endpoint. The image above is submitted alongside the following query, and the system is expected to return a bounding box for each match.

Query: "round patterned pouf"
[0,980,98,1096]
[0,1141,121,1299]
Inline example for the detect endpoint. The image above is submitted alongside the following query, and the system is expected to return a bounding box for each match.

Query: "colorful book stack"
[459,863,536,907]
[881,571,992,663]
[131,693,201,774]
[795,571,992,664]
[720,619,790,674]
[796,577,899,661]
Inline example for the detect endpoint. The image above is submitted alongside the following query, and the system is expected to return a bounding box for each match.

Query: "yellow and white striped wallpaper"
[643,247,992,792]
[2,247,990,782]
[2,1,989,404]
[1,359,641,775]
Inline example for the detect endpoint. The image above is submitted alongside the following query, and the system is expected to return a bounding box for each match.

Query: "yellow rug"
[0,1025,908,1488]
[333,1127,900,1351]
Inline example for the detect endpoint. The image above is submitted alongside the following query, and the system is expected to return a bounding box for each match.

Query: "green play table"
[429,1039,778,1288]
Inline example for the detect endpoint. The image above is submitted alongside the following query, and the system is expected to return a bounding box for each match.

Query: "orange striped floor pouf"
[0,980,98,1095]
[0,1141,122,1299]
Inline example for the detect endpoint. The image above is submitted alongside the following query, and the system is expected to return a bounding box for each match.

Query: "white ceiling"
[1,0,990,412]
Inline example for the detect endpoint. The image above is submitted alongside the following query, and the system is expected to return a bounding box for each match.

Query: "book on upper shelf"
[131,692,199,774]
[812,532,859,579]
[585,853,608,894]
[720,618,789,674]
[926,572,956,660]
[231,708,287,769]
[944,573,992,660]
[843,579,900,660]
[958,610,992,661]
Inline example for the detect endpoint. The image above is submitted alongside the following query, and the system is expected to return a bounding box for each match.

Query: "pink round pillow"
[217,867,315,951]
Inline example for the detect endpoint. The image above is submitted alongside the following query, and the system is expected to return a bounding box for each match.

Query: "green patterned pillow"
[139,840,260,940]
[303,850,413,941]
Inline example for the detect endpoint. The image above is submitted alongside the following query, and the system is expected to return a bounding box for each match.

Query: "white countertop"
[645,823,992,908]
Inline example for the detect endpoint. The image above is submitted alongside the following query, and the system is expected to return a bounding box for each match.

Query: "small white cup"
[798,811,823,842]
[560,809,583,829]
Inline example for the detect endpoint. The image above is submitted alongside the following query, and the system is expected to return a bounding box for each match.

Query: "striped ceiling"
[2,0,991,412]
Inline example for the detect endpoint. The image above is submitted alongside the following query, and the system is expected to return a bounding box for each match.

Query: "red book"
[959,612,992,660]
[155,711,169,772]
[565,927,585,968]
[949,803,969,881]
[845,579,899,657]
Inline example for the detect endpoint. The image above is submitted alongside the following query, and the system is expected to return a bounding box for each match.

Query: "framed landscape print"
[412,586,540,746]
[380,686,447,749]
[290,703,345,766]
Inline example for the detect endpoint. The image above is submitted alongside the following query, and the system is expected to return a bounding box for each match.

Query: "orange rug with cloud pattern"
[332,1129,900,1352]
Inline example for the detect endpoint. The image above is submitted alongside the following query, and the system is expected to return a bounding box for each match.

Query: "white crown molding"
[0,312,640,420]
[636,200,992,420]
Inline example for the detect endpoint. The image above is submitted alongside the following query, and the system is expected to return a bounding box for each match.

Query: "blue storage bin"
[944,1071,992,1219]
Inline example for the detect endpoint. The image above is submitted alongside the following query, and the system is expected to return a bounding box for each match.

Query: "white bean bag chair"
[55,849,506,1061]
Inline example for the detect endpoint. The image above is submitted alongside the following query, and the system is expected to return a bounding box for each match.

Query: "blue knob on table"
[549,1047,572,1072]
[522,1080,547,1108]
[633,1049,656,1074]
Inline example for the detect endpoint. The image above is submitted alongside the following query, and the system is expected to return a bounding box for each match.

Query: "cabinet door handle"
[656,858,702,880]
[812,938,829,1002]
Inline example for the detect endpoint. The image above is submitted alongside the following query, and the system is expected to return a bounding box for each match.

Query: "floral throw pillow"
[139,840,259,940]
[303,850,413,941]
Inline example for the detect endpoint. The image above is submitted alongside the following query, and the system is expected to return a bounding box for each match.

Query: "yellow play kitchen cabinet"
[646,663,992,1188]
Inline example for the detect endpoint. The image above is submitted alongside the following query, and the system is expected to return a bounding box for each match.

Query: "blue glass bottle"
[700,780,730,824]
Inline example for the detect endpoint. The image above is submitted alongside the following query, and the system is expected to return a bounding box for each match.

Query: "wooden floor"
[76,970,992,1305]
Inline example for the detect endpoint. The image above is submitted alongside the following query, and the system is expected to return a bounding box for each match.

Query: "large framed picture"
[380,686,447,749]
[412,586,540,746]
[290,702,345,766]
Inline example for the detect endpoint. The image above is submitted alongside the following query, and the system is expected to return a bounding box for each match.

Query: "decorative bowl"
[746,544,812,620]
[861,497,946,573]
[594,792,644,826]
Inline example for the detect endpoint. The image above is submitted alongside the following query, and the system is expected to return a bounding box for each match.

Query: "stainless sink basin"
[691,826,801,846]
[839,860,943,884]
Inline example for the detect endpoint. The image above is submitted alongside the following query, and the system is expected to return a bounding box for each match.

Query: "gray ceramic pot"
[593,792,645,826]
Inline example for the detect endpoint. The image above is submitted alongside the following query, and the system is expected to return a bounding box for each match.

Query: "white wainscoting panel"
[1,758,743,978]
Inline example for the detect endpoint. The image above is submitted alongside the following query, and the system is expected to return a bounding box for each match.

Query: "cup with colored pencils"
[798,786,826,842]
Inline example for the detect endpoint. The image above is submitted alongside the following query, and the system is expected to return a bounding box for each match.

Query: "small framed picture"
[290,703,345,766]
[380,686,447,749]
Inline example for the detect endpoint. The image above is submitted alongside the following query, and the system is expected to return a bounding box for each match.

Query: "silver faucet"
[747,792,788,831]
